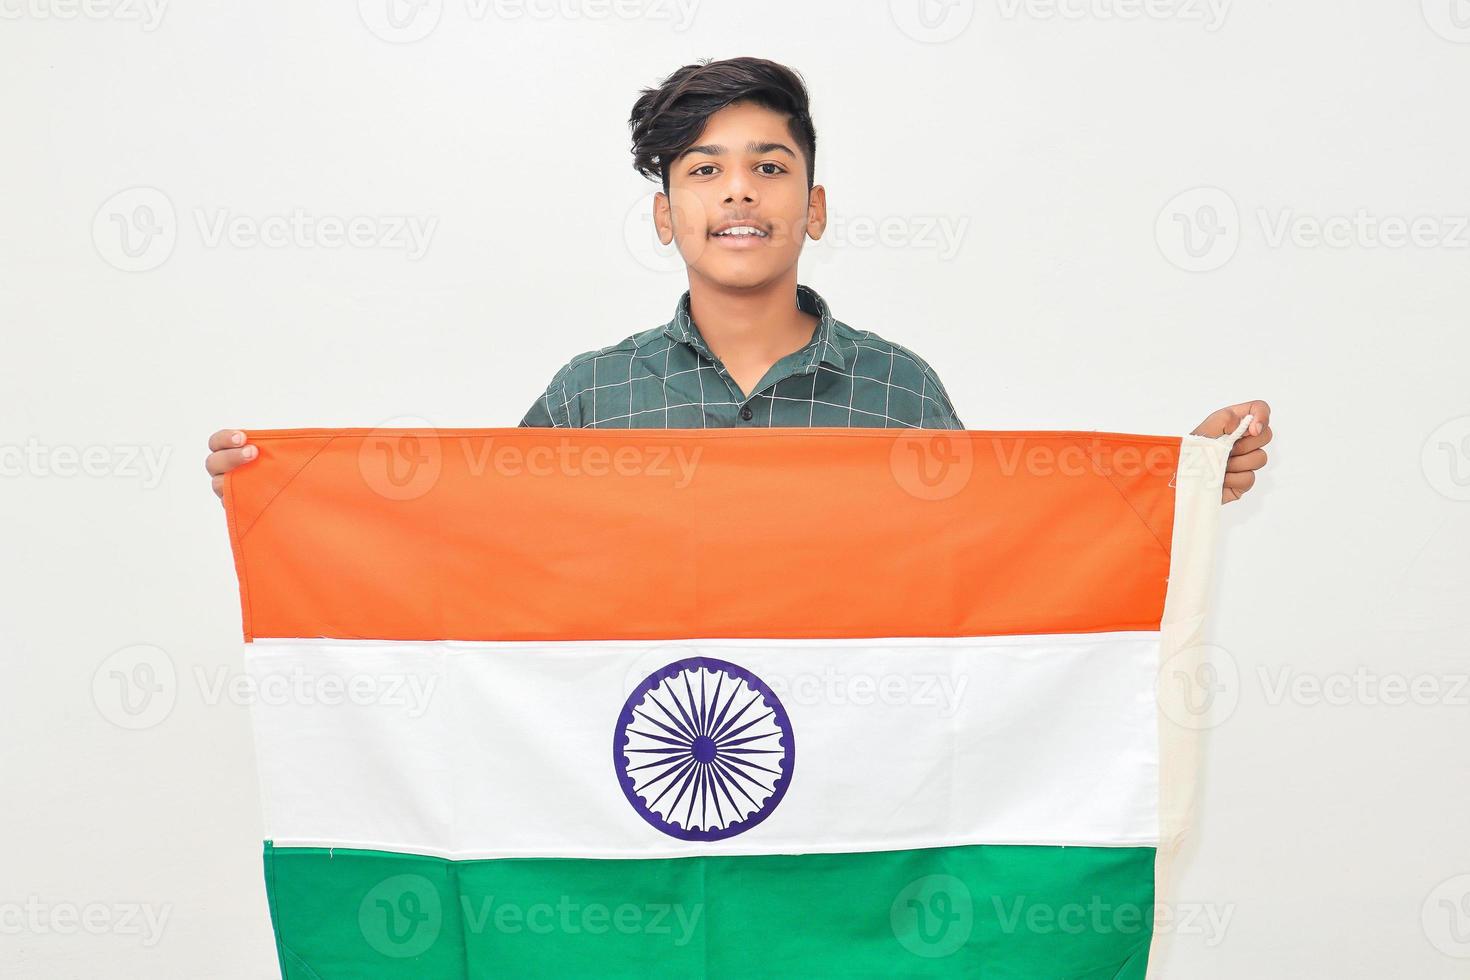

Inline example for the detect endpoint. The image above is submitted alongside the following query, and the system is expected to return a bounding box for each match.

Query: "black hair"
[629,57,817,194]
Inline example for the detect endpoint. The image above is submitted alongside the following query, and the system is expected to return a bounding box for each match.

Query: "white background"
[3,1,1469,977]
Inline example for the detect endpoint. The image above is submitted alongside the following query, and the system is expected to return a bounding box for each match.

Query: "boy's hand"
[205,429,257,500]
[1191,401,1272,504]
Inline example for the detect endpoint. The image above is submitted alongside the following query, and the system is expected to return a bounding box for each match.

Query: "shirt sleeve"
[518,364,575,428]
[919,366,965,430]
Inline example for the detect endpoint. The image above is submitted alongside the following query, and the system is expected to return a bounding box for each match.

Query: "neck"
[685,270,817,368]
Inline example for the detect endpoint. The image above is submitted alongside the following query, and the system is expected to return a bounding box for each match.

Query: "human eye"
[690,164,719,177]
[756,162,786,176]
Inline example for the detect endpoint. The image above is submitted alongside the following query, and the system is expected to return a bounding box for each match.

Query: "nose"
[722,168,758,207]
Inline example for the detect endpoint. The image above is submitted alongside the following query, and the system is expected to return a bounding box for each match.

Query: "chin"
[696,260,785,291]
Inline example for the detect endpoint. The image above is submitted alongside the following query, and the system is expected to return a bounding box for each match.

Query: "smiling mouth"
[711,227,769,238]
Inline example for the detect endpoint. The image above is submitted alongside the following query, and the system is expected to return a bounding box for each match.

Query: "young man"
[207,57,1271,500]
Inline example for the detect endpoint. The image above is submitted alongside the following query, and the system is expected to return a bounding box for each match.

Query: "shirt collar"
[662,283,850,374]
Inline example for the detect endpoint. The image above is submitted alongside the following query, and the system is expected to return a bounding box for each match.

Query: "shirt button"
[739,406,754,421]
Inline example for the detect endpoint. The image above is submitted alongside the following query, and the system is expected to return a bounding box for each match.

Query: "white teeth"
[715,227,765,237]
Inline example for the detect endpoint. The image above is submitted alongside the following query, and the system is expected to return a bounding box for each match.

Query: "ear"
[806,185,828,241]
[653,191,675,246]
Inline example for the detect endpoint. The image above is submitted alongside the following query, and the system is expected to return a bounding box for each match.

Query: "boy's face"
[654,100,826,291]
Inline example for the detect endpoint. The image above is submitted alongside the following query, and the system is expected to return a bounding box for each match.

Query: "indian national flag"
[221,420,1248,978]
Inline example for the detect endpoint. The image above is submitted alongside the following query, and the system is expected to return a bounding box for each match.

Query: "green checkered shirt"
[518,284,964,429]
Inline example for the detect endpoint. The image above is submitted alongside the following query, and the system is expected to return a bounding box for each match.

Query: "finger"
[1191,407,1239,438]
[1243,399,1270,437]
[204,444,258,476]
[212,475,225,499]
[1226,448,1267,472]
[1228,399,1270,438]
[1222,470,1256,493]
[1231,423,1272,455]
[209,429,247,452]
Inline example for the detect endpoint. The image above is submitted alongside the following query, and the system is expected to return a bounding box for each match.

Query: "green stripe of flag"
[263,843,1154,978]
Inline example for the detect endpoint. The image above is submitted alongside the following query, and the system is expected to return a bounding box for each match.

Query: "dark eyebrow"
[677,140,797,162]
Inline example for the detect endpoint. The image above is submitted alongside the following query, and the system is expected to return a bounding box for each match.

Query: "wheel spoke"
[714,710,773,745]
